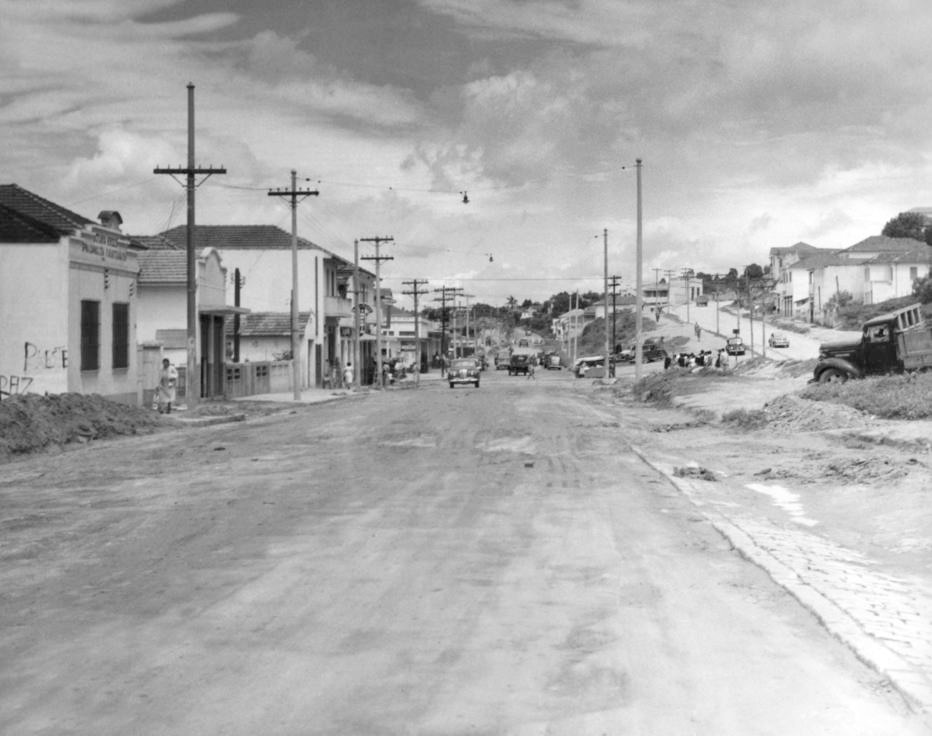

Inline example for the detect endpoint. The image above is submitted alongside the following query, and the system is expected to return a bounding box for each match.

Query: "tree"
[744,263,764,280]
[882,211,926,240]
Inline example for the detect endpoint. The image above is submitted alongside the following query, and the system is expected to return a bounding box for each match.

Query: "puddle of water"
[746,482,818,527]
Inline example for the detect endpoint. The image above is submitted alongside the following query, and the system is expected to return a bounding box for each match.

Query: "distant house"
[135,247,240,401]
[769,242,827,316]
[0,184,140,404]
[231,311,312,363]
[797,235,931,321]
[158,225,377,388]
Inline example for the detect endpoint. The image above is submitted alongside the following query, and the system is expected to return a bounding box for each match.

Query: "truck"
[508,347,537,375]
[812,302,932,383]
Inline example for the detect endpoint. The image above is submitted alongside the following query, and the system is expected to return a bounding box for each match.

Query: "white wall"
[0,242,70,397]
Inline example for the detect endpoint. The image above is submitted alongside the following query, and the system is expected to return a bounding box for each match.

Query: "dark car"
[449,358,480,388]
[726,336,746,356]
[616,340,667,363]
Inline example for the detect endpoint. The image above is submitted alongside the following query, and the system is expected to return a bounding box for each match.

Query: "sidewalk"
[632,444,932,723]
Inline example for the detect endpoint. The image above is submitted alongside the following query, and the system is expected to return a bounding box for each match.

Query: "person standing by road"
[342,362,354,390]
[157,358,178,414]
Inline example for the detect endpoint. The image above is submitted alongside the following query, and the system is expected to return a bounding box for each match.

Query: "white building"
[1,185,140,404]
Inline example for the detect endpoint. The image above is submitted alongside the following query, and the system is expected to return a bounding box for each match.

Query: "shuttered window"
[112,302,129,369]
[81,300,100,370]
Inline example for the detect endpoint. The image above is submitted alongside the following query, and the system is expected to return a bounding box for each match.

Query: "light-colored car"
[448,358,480,388]
[768,332,790,348]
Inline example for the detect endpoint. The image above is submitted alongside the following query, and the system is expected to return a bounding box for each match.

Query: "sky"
[4,0,932,308]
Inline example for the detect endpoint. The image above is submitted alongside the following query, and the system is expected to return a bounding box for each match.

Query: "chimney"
[98,210,123,232]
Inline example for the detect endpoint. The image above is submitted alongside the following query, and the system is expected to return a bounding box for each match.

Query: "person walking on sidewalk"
[156,358,177,414]
[342,362,354,390]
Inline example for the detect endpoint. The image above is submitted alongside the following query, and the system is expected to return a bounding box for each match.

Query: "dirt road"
[0,370,925,734]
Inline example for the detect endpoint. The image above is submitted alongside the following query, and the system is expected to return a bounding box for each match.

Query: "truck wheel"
[818,368,848,383]
[449,382,455,389]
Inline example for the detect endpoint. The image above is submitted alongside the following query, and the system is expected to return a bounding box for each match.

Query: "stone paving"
[636,447,932,722]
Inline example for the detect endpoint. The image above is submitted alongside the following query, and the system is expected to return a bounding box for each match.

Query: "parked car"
[573,355,607,377]
[615,338,668,363]
[812,303,932,383]
[448,358,480,388]
[725,336,746,356]
[768,332,789,348]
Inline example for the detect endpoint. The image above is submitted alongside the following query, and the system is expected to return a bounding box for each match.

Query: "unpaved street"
[0,370,925,735]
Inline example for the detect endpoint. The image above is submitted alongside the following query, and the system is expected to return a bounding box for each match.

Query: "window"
[112,302,130,369]
[910,266,919,281]
[80,300,100,370]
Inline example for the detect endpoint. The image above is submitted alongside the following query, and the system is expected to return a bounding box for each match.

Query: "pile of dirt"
[0,393,173,461]
[761,393,874,432]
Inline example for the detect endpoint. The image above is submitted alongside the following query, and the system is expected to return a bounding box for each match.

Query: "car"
[725,336,746,356]
[768,332,789,348]
[448,358,480,388]
[615,339,668,363]
[573,355,607,377]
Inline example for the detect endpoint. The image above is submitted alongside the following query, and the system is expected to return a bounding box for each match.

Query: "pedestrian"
[527,357,537,380]
[156,358,177,414]
[342,361,354,389]
[694,321,701,340]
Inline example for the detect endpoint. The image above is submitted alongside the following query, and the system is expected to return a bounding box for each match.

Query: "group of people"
[664,349,728,370]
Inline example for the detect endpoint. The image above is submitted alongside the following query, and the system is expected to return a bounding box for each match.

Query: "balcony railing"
[324,295,353,318]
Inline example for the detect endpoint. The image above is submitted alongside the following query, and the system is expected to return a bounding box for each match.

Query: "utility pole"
[608,275,621,353]
[233,268,244,362]
[153,83,226,408]
[433,286,462,376]
[682,268,692,323]
[747,270,754,354]
[353,239,361,389]
[361,236,394,387]
[603,228,610,378]
[402,279,429,386]
[268,170,319,400]
[634,159,644,380]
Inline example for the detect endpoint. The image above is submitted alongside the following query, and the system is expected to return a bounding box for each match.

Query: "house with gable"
[157,225,377,388]
[0,184,140,404]
[769,242,825,316]
[135,245,242,403]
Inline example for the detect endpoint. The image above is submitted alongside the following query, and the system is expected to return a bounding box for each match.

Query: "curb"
[629,443,932,722]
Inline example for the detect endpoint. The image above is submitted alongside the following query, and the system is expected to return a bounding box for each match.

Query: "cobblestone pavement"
[634,447,932,723]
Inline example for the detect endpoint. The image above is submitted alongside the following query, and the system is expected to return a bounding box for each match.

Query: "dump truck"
[813,302,932,382]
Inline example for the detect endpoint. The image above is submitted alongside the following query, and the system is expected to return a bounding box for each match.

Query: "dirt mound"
[762,393,874,432]
[0,393,172,462]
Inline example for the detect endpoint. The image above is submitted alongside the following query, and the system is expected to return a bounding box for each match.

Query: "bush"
[800,372,932,419]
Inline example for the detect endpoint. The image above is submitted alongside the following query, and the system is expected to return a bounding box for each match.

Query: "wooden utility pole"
[233,268,244,362]
[153,83,226,408]
[268,170,319,400]
[360,236,394,387]
[608,275,621,353]
[353,239,361,389]
[603,228,610,378]
[635,159,644,379]
[433,286,462,376]
[402,279,429,386]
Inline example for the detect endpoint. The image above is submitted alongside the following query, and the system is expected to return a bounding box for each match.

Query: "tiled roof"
[769,241,820,255]
[0,203,63,243]
[132,234,181,250]
[230,311,313,337]
[0,184,93,235]
[791,250,846,269]
[865,246,931,264]
[138,250,187,284]
[844,235,923,253]
[160,224,320,251]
